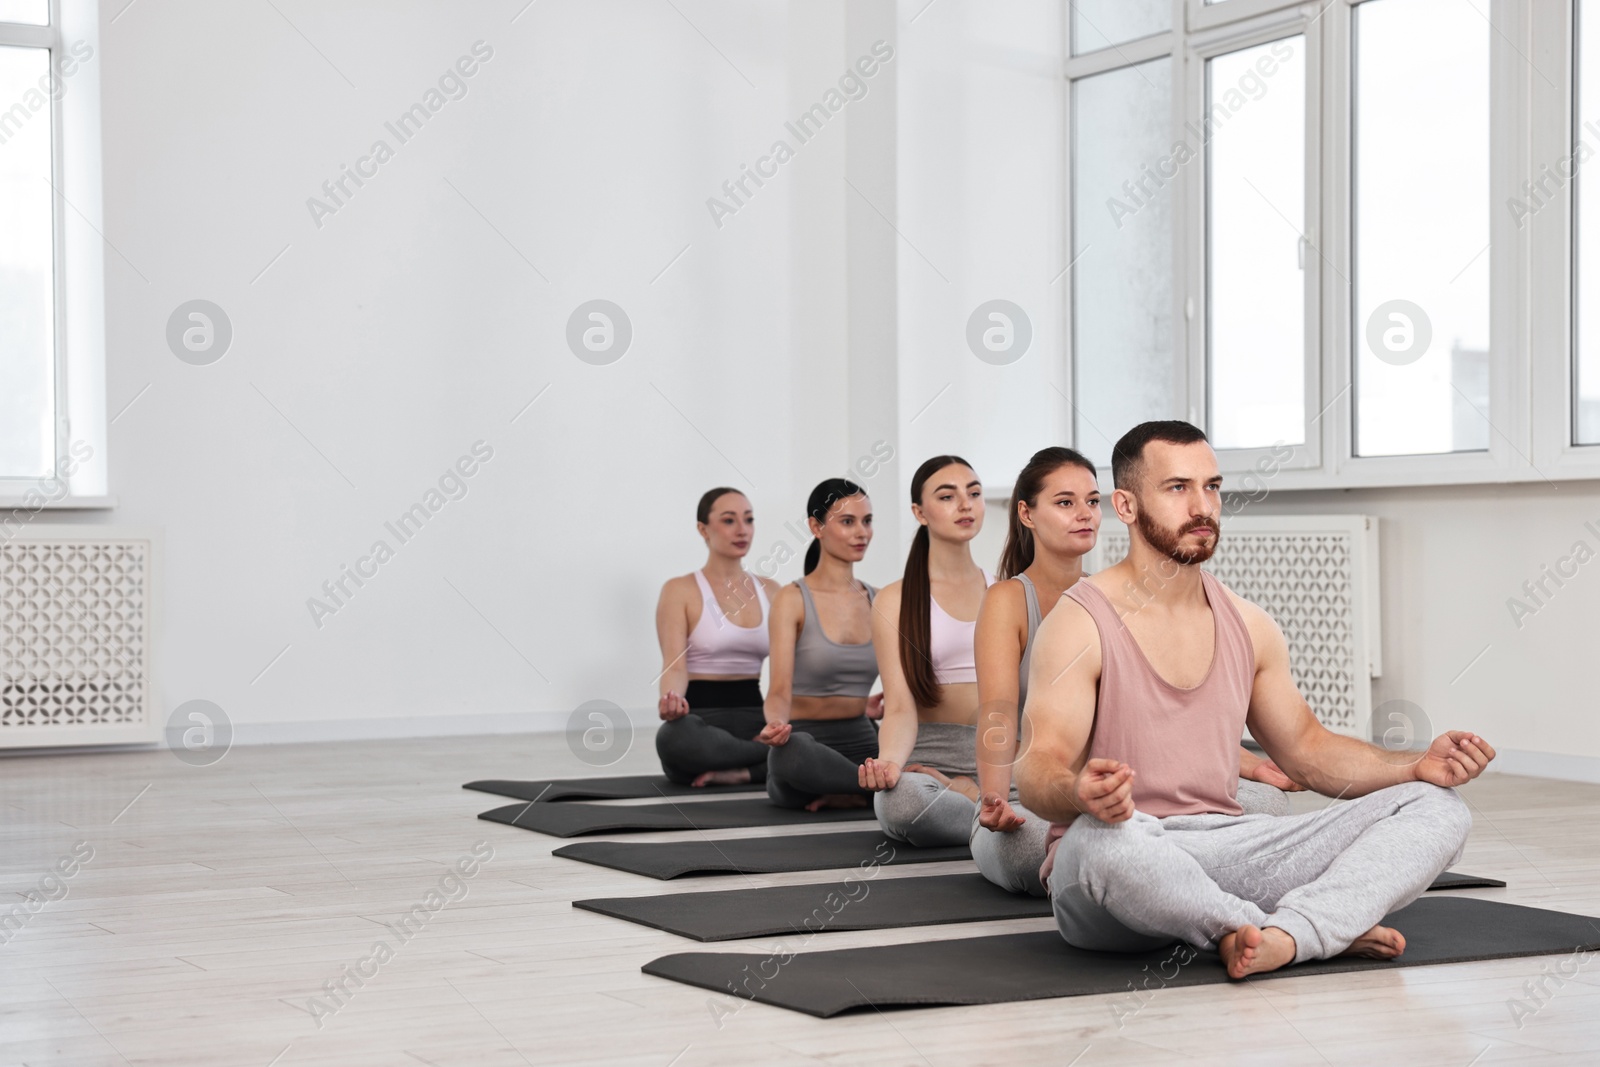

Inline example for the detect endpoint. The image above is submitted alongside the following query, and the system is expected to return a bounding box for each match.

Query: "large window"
[1064,0,1600,488]
[0,35,55,480]
[1578,0,1600,447]
[1206,34,1307,450]
[1353,0,1490,457]
[1071,0,1170,57]
[1071,58,1175,457]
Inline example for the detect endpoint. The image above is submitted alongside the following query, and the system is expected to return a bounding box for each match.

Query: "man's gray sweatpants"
[1048,780,1471,963]
[975,778,1292,898]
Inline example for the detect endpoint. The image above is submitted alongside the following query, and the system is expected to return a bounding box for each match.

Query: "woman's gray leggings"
[766,717,879,809]
[970,776,1294,897]
[874,722,980,848]
[654,708,769,785]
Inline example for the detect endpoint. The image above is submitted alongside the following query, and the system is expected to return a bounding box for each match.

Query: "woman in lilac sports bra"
[971,447,1299,896]
[758,479,885,810]
[865,455,993,846]
[654,487,782,787]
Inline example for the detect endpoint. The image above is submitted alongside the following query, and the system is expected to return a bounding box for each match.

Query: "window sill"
[0,495,117,511]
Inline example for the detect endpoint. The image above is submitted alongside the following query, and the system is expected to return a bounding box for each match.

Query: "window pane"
[1071,0,1170,57]
[1353,0,1490,457]
[1072,58,1174,456]
[1577,1,1600,445]
[0,1,48,26]
[1207,35,1306,450]
[0,44,55,480]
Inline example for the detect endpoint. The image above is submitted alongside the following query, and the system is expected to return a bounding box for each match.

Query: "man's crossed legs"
[1048,781,1471,977]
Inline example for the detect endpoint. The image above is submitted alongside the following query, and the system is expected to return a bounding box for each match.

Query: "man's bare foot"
[1339,924,1406,960]
[805,793,871,811]
[691,768,752,788]
[1219,925,1297,979]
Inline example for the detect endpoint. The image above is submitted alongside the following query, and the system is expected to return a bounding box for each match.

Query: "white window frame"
[1062,0,1600,491]
[1189,0,1311,35]
[1184,7,1324,473]
[0,0,110,511]
[1531,0,1599,475]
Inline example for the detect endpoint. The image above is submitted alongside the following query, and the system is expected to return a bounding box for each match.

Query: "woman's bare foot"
[1219,925,1297,979]
[691,768,752,788]
[1339,925,1406,960]
[805,793,871,811]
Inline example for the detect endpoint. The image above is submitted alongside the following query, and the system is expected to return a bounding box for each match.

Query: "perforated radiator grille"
[1095,519,1374,738]
[1,537,151,736]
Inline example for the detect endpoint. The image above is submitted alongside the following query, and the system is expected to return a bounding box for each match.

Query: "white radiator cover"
[0,525,159,748]
[1087,515,1381,740]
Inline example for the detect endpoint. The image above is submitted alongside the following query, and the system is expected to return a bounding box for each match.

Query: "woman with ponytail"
[654,487,780,787]
[861,456,993,845]
[971,448,1297,895]
[970,448,1101,893]
[759,480,884,810]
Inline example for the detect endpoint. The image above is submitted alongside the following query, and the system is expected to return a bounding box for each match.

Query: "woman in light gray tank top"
[759,479,884,810]
[972,448,1297,896]
[972,448,1102,895]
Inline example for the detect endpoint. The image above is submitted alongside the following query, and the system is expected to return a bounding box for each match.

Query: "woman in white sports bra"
[972,447,1298,896]
[865,455,993,846]
[654,487,781,787]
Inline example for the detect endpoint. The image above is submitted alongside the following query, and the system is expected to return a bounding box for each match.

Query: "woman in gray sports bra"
[972,447,1298,896]
[759,479,884,810]
[972,448,1102,894]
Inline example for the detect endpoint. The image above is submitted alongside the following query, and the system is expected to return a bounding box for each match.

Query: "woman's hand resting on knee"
[859,757,900,791]
[979,792,1027,832]
[658,692,690,721]
[755,721,791,746]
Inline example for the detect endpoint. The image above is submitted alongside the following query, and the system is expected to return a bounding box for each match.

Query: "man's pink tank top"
[1038,570,1256,883]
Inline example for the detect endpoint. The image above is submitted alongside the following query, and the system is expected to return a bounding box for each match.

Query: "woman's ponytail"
[897,455,972,710]
[803,478,865,575]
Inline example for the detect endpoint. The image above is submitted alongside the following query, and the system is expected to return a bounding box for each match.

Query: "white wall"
[894,0,1067,545]
[1236,483,1600,778]
[23,0,911,740]
[12,0,1600,779]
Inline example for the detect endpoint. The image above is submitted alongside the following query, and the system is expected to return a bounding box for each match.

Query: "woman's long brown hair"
[898,455,973,711]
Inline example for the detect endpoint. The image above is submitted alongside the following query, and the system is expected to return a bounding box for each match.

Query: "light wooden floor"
[4,733,1600,1067]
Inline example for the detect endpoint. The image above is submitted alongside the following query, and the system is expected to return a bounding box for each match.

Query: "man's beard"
[1136,509,1220,565]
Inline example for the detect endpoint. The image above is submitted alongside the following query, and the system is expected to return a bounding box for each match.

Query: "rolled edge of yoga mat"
[1428,870,1507,890]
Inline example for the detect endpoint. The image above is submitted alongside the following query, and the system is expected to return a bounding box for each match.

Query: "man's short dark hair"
[1111,420,1209,490]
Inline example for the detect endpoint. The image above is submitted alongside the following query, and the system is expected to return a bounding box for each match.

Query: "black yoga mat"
[547,821,1505,887]
[463,776,761,803]
[479,797,877,838]
[578,869,1507,941]
[578,873,1034,941]
[553,831,970,880]
[643,896,1600,1017]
